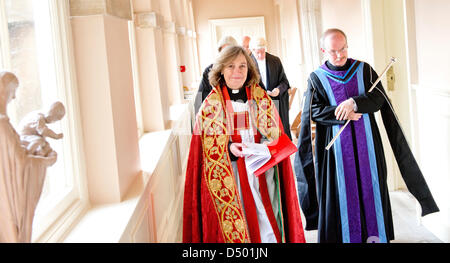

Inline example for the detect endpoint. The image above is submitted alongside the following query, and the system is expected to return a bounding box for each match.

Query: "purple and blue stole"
[315,60,387,243]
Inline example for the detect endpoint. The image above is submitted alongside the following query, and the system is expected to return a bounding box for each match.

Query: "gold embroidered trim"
[199,85,282,243]
[200,88,250,243]
[249,84,281,141]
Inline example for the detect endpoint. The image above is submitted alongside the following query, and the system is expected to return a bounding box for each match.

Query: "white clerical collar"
[231,89,240,94]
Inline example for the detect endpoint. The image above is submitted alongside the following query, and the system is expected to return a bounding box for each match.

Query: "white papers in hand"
[242,143,271,175]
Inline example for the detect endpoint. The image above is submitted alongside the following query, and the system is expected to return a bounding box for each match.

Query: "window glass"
[1,0,77,241]
[5,0,42,122]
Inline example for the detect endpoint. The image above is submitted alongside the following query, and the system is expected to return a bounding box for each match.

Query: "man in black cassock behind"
[294,28,439,243]
[252,37,292,140]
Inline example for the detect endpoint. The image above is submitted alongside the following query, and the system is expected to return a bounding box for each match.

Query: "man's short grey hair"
[217,36,238,52]
[320,28,347,49]
[251,37,267,50]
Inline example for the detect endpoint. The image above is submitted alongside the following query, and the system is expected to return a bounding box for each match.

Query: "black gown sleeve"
[309,73,346,126]
[352,63,386,113]
[294,78,319,230]
[194,64,213,115]
[274,57,290,95]
[355,62,439,217]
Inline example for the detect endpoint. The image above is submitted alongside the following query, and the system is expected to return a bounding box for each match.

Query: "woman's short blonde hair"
[208,45,260,88]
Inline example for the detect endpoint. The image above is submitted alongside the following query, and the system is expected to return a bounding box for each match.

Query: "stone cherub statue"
[19,101,65,157]
[0,71,61,243]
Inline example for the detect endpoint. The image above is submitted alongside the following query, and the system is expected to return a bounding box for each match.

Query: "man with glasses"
[294,28,438,243]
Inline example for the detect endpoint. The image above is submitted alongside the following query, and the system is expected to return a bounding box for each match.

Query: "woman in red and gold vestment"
[183,46,305,243]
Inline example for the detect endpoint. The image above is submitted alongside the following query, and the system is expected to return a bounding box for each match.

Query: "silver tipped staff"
[325,57,397,151]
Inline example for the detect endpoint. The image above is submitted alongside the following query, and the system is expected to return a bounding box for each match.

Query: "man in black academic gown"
[252,37,292,140]
[294,28,439,243]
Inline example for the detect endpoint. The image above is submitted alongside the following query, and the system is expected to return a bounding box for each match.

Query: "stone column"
[184,29,197,89]
[163,20,184,107]
[187,29,200,84]
[176,25,188,90]
[134,11,171,131]
[70,0,141,204]
[298,0,323,73]
[186,0,201,83]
